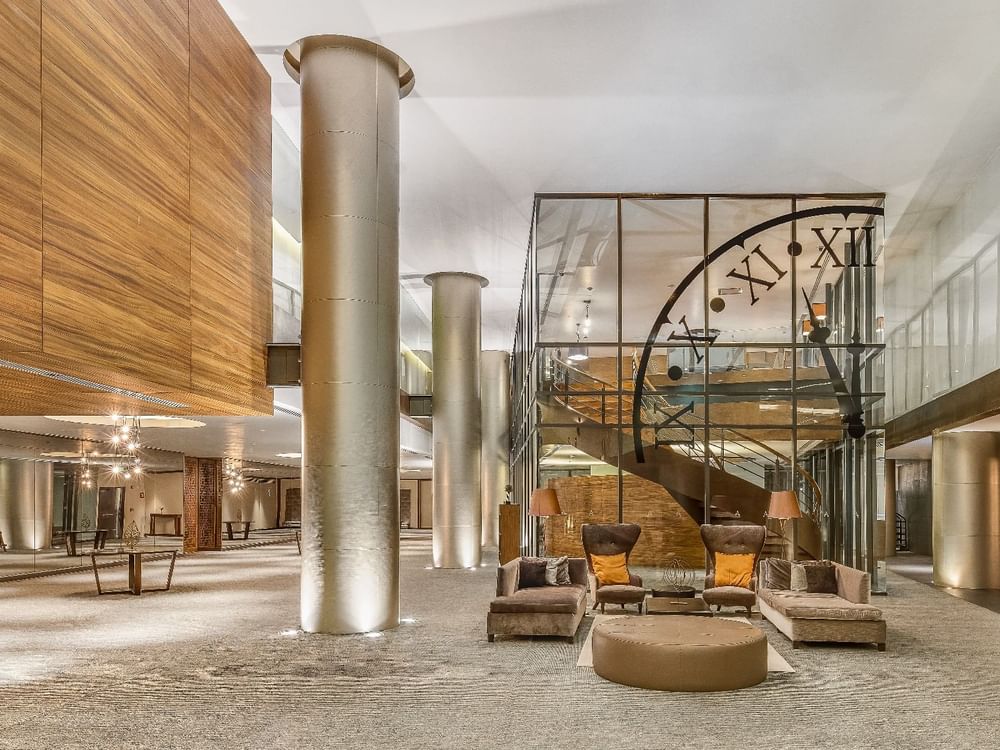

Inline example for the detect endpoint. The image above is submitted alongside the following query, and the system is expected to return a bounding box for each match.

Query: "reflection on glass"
[949,265,975,386]
[976,252,998,377]
[536,199,618,344]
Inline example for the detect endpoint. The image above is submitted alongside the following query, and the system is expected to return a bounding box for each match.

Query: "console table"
[90,549,178,596]
[223,520,252,540]
[65,529,109,557]
[149,513,182,536]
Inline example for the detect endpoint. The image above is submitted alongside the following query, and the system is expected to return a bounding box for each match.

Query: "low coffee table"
[650,585,696,598]
[645,596,712,616]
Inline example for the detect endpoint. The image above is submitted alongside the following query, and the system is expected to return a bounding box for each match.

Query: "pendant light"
[567,323,589,362]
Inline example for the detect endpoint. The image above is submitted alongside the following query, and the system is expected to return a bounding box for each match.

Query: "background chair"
[581,523,644,613]
[701,524,766,616]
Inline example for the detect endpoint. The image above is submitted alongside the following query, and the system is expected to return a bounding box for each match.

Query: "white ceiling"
[224,0,1000,350]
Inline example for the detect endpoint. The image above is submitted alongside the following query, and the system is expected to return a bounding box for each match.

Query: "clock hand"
[802,290,829,344]
[801,289,865,437]
[845,327,866,438]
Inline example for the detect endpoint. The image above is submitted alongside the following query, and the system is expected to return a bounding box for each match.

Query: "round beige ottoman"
[592,616,767,691]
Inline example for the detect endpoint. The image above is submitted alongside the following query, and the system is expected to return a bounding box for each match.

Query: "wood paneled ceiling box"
[0,0,272,417]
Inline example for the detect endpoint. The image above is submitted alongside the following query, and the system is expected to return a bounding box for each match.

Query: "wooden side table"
[90,550,178,596]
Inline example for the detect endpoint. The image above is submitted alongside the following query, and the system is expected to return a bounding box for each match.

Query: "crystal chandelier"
[108,415,142,479]
[224,457,246,492]
[80,452,93,488]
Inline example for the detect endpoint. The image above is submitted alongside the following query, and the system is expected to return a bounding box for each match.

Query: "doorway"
[97,487,125,538]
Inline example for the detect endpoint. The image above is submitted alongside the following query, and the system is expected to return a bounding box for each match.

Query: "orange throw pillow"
[715,552,755,588]
[591,553,631,585]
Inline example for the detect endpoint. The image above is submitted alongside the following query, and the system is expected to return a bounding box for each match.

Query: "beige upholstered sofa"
[487,557,588,642]
[758,558,887,651]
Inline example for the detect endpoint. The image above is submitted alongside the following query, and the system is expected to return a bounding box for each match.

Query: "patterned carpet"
[2,534,999,749]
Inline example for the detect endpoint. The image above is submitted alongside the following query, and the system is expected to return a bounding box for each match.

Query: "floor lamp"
[529,488,561,556]
[767,490,802,561]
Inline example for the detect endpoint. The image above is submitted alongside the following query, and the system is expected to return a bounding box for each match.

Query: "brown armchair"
[701,524,766,616]
[581,523,645,613]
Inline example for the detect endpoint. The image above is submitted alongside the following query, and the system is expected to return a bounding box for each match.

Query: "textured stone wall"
[183,457,222,552]
[543,474,704,567]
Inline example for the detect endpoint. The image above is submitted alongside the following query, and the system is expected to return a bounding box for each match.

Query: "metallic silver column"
[0,459,53,550]
[932,432,1000,589]
[480,350,510,549]
[425,272,488,568]
[284,35,413,633]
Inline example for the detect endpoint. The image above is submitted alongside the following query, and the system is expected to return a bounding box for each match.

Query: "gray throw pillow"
[790,563,808,591]
[791,561,838,594]
[761,558,792,591]
[519,557,547,588]
[545,556,570,585]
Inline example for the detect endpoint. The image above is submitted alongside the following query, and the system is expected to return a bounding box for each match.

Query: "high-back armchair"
[581,523,645,613]
[701,524,766,615]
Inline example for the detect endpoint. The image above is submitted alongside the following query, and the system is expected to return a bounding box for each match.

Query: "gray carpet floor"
[1,533,998,749]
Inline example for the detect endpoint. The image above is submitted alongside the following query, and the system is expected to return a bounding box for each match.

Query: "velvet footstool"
[592,616,767,691]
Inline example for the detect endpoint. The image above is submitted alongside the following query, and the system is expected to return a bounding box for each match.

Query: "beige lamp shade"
[768,490,802,520]
[529,488,562,516]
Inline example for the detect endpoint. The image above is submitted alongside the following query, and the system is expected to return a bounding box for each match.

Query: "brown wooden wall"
[0,0,272,416]
[543,474,705,568]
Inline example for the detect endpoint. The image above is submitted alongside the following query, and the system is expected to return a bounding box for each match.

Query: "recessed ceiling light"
[46,415,205,429]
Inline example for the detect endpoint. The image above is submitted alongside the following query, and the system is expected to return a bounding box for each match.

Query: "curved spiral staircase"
[540,356,822,560]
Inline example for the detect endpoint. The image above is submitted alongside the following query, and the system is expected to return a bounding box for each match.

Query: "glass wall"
[511,194,888,589]
[885,235,1000,418]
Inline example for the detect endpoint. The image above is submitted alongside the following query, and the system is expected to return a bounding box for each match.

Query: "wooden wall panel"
[40,0,192,387]
[544,474,705,568]
[188,0,272,414]
[0,0,43,352]
[0,0,272,416]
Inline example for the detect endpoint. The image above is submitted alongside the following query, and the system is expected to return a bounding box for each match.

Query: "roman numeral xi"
[726,245,787,305]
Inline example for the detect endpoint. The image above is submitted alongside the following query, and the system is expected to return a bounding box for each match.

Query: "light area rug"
[576,614,794,673]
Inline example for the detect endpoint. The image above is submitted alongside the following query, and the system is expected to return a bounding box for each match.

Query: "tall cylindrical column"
[285,35,413,634]
[425,272,488,568]
[480,350,510,549]
[932,432,1000,589]
[0,459,53,550]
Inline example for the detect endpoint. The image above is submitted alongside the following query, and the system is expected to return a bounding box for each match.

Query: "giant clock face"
[631,199,885,464]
